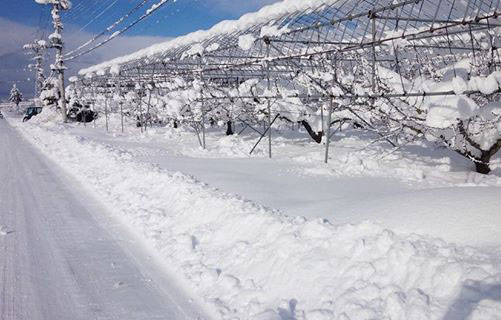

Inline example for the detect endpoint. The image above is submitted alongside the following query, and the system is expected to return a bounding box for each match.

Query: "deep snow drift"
[30,111,501,246]
[7,111,501,320]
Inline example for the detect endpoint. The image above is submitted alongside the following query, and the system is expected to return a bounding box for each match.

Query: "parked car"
[23,107,43,122]
[67,103,98,123]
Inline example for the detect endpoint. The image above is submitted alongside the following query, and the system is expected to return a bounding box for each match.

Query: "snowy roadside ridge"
[10,119,501,320]
[118,127,501,188]
[291,145,501,188]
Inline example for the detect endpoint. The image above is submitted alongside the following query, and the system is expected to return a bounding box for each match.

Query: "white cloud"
[0,17,170,99]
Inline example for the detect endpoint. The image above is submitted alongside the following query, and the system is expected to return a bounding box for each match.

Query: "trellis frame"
[77,0,501,161]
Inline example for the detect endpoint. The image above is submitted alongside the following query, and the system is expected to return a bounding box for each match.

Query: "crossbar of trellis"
[76,0,501,161]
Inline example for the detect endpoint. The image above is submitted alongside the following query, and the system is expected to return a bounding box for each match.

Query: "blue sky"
[2,0,276,37]
[0,0,278,98]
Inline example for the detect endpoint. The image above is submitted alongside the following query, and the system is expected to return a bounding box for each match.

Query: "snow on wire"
[65,0,171,62]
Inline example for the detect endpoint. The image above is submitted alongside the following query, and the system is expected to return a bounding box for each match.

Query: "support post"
[92,82,96,128]
[201,93,206,149]
[23,40,47,106]
[320,97,325,134]
[80,80,86,128]
[198,55,206,149]
[371,12,377,94]
[325,98,333,164]
[39,0,72,123]
[35,48,44,98]
[120,103,124,133]
[265,39,272,159]
[137,68,144,133]
[118,74,124,133]
[105,98,109,132]
[250,114,280,155]
[145,64,157,131]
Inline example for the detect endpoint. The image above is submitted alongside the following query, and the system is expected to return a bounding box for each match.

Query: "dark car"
[23,107,43,122]
[67,103,98,123]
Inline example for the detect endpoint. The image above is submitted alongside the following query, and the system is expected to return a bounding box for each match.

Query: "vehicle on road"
[67,103,98,123]
[23,107,43,122]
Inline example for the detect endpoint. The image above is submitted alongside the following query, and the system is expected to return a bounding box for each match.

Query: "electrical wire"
[66,0,170,62]
[64,0,151,58]
[77,0,120,32]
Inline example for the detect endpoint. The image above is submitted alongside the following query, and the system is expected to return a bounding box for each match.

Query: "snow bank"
[28,107,62,124]
[10,119,501,320]
[180,133,267,158]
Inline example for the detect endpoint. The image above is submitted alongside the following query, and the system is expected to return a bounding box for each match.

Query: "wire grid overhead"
[81,0,501,97]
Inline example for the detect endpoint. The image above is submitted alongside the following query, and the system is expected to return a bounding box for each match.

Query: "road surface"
[0,119,209,319]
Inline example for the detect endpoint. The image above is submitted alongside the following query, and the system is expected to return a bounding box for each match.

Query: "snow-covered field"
[6,111,501,320]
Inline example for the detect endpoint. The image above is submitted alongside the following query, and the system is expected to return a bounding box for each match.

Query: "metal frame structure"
[76,0,501,161]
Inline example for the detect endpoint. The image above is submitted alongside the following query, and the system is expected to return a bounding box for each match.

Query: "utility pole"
[24,40,47,107]
[35,0,71,122]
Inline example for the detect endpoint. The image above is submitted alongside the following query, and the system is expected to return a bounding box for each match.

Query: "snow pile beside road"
[29,107,62,124]
[290,137,501,188]
[11,119,501,320]
[122,128,267,158]
[182,133,267,158]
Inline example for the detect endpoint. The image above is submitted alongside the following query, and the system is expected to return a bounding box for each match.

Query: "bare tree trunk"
[475,159,491,174]
[474,141,501,174]
[301,120,323,143]
[473,150,493,174]
[226,121,234,136]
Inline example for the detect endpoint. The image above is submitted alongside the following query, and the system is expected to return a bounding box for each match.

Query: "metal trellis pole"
[92,82,96,128]
[105,97,109,132]
[199,56,206,149]
[137,67,144,133]
[118,74,124,133]
[266,39,272,159]
[325,98,334,164]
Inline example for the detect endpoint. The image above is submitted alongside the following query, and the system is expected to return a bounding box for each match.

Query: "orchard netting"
[72,0,501,173]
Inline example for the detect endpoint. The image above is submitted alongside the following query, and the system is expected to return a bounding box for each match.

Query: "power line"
[66,0,170,62]
[77,0,120,33]
[133,0,172,35]
[64,0,151,58]
[63,0,98,23]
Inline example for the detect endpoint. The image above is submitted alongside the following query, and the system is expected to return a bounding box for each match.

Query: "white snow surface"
[0,117,210,320]
[7,112,501,320]
[238,34,256,51]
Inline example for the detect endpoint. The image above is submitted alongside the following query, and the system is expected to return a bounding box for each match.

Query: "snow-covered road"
[6,112,501,319]
[0,120,208,319]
